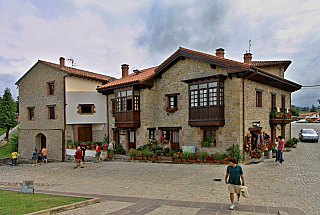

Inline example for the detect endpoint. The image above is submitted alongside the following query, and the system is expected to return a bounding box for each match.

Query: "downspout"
[62,76,66,162]
[289,93,291,140]
[242,78,245,158]
[107,94,109,142]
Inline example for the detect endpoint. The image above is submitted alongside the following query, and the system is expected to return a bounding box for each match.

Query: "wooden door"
[41,135,46,149]
[78,126,92,142]
[129,131,136,149]
[171,130,180,150]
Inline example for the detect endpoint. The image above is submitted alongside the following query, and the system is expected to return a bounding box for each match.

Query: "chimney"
[121,64,129,78]
[243,52,252,65]
[215,48,225,58]
[59,57,65,66]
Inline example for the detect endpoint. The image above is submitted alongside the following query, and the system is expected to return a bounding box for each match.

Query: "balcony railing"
[188,106,224,127]
[115,111,140,127]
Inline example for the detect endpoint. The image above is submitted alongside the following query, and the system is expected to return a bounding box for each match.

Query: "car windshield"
[302,130,316,134]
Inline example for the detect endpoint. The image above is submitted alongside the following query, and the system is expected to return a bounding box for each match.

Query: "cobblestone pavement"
[0,124,318,214]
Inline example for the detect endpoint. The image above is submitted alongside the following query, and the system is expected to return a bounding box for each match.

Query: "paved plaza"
[0,123,319,214]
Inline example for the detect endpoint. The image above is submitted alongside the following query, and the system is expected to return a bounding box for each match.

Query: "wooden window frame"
[77,104,95,115]
[256,89,263,107]
[203,129,217,147]
[165,93,179,110]
[46,81,56,96]
[148,128,156,140]
[46,104,56,120]
[115,89,139,112]
[27,106,35,121]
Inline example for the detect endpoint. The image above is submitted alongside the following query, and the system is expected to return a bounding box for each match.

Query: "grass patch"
[0,190,89,215]
[0,127,5,136]
[0,142,14,158]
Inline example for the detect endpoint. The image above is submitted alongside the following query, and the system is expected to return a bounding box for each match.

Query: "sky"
[0,0,320,107]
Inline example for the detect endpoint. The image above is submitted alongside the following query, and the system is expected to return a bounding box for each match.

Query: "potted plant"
[141,150,149,160]
[205,154,214,163]
[85,141,91,149]
[226,144,244,163]
[276,112,284,119]
[173,152,182,162]
[164,147,170,157]
[213,152,223,164]
[67,140,73,149]
[102,143,109,151]
[91,141,96,149]
[107,149,114,158]
[196,152,208,163]
[116,144,125,155]
[270,112,276,119]
[251,149,262,162]
[285,139,294,150]
[189,152,197,163]
[169,150,176,161]
[148,152,157,161]
[135,151,143,160]
[128,149,137,160]
[223,154,231,164]
[181,152,190,162]
[166,106,178,113]
[155,150,163,161]
[200,137,216,147]
[292,137,299,148]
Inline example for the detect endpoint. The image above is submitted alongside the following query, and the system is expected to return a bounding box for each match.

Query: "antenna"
[248,38,252,53]
[67,57,79,68]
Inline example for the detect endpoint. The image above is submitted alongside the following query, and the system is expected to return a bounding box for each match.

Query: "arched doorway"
[35,133,46,151]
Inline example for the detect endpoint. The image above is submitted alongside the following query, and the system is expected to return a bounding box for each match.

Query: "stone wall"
[17,63,66,161]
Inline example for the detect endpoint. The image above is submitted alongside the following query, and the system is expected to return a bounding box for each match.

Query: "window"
[77,104,95,114]
[281,95,286,112]
[189,81,223,107]
[256,89,263,107]
[47,105,56,120]
[148,129,155,139]
[162,130,179,143]
[115,90,139,111]
[27,107,35,121]
[203,130,216,146]
[46,81,55,96]
[168,95,177,108]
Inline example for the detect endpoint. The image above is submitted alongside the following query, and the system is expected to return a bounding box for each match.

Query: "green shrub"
[116,144,125,154]
[155,150,162,156]
[226,144,244,163]
[128,149,138,157]
[141,149,149,157]
[181,152,190,159]
[196,151,208,159]
[107,149,114,154]
[213,152,223,160]
[163,147,170,153]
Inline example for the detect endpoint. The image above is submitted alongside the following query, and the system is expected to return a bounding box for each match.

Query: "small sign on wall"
[252,121,260,127]
[21,180,34,193]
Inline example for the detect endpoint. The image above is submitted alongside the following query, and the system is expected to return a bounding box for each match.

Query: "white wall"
[65,76,103,91]
[66,91,106,124]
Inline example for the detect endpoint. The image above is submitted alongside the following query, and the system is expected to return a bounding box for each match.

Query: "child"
[274,138,279,162]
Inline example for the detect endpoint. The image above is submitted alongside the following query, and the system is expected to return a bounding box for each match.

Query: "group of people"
[32,147,48,166]
[274,136,285,165]
[74,144,102,169]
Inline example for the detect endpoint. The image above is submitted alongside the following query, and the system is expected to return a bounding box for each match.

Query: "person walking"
[80,144,86,165]
[225,157,245,210]
[74,147,84,169]
[32,149,38,166]
[274,137,279,162]
[95,144,101,163]
[277,136,285,165]
[41,147,48,164]
[10,150,18,166]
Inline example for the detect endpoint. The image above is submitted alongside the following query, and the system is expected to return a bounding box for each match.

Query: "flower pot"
[108,154,113,158]
[86,146,91,150]
[183,158,188,162]
[103,146,108,151]
[68,145,72,149]
[200,159,204,163]
[252,158,261,163]
[223,160,229,164]
[175,158,182,162]
[136,156,143,160]
[73,145,77,149]
[157,156,162,161]
[216,160,221,164]
[149,158,156,161]
[131,156,136,160]
[143,156,148,160]
[206,160,214,163]
[165,153,169,157]
[170,157,174,161]
[91,145,95,150]
[189,159,197,163]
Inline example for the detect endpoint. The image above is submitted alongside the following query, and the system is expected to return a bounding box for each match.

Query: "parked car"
[299,129,319,142]
[295,119,308,123]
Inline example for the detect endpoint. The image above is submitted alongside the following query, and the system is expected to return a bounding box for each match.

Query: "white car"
[299,129,319,142]
[295,119,308,123]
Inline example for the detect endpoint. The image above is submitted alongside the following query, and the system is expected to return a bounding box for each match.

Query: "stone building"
[97,47,301,155]
[15,58,115,161]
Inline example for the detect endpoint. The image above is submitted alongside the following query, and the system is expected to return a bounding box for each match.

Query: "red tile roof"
[97,66,157,89]
[40,60,115,82]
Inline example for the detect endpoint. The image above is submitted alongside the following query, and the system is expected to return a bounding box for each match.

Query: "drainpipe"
[62,76,66,162]
[242,78,245,158]
[107,95,109,142]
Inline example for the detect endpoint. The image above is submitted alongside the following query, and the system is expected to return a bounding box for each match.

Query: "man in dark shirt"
[225,158,245,210]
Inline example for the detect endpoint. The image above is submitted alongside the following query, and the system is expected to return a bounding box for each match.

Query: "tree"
[291,107,300,116]
[0,88,18,140]
[310,104,317,112]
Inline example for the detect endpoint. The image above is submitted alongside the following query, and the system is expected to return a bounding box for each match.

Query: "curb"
[26,197,101,215]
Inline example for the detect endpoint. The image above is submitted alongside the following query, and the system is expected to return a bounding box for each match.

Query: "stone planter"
[252,158,262,163]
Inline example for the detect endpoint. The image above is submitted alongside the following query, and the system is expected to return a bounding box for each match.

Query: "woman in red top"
[74,147,84,168]
[277,136,285,165]
[95,145,101,163]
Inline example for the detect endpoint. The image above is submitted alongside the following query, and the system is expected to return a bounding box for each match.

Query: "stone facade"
[17,63,66,161]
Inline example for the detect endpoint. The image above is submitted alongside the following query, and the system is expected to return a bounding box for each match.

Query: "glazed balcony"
[188,106,225,127]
